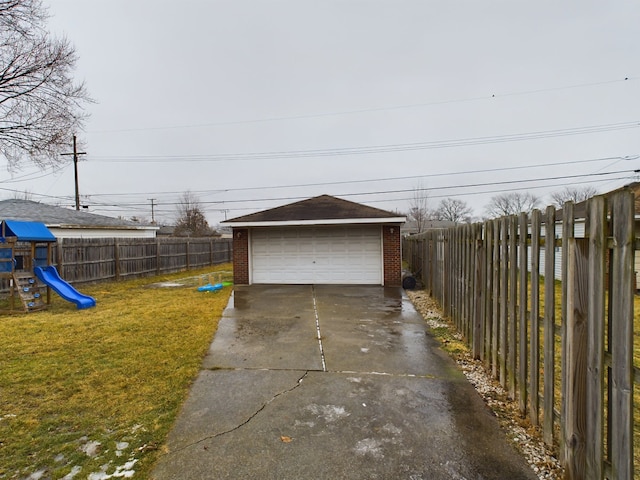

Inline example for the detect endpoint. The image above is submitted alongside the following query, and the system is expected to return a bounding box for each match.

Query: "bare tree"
[12,189,33,200]
[549,186,598,208]
[484,192,540,218]
[407,184,431,234]
[434,198,473,223]
[0,0,91,170]
[174,191,213,237]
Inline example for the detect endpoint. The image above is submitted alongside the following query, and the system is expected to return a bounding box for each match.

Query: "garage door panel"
[251,226,382,284]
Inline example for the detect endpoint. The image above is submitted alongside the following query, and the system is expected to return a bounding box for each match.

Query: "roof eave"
[47,224,159,231]
[223,217,406,228]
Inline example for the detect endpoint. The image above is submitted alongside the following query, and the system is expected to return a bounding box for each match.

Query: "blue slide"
[34,266,96,309]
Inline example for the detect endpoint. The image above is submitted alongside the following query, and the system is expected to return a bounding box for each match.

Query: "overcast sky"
[2,1,639,225]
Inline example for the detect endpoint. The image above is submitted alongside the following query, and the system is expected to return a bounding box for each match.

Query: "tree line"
[407,185,598,234]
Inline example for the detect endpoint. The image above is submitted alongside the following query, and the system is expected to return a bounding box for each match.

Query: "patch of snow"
[115,441,129,457]
[62,466,82,479]
[88,472,109,480]
[152,282,184,288]
[89,459,138,480]
[81,440,102,457]
[306,404,350,423]
[382,423,402,435]
[353,438,384,459]
[293,420,315,428]
[28,470,47,480]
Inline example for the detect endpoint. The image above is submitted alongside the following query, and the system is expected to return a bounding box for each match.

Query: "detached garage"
[223,195,406,286]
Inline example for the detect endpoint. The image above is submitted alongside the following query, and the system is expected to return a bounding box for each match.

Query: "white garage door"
[251,225,382,284]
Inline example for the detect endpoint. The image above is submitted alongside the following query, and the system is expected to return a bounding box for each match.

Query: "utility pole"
[61,135,87,210]
[148,198,157,224]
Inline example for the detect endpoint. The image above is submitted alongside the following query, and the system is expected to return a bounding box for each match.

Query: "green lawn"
[0,265,232,479]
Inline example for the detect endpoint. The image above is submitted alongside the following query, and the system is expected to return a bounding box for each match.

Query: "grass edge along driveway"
[0,264,233,479]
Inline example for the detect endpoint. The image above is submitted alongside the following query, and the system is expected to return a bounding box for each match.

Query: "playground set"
[0,220,96,313]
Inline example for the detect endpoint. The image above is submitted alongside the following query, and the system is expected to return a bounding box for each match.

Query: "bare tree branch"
[434,197,473,223]
[174,191,213,237]
[549,186,598,208]
[408,183,431,234]
[484,192,540,218]
[0,0,91,170]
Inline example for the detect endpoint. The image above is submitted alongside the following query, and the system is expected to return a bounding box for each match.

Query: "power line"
[81,154,637,199]
[85,121,640,164]
[85,175,633,217]
[69,168,636,209]
[13,153,633,209]
[88,76,638,134]
[82,171,634,219]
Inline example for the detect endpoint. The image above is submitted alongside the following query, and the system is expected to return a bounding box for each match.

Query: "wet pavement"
[151,285,537,480]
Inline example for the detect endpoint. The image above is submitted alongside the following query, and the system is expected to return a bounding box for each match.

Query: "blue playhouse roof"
[1,220,57,242]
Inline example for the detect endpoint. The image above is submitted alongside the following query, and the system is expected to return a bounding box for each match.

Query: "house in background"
[223,195,406,287]
[552,181,640,289]
[401,219,456,236]
[0,199,158,238]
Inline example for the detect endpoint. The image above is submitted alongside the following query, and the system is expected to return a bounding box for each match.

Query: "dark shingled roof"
[0,199,148,228]
[225,195,403,223]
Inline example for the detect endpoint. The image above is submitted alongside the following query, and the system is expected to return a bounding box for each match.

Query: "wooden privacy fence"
[403,190,636,480]
[54,237,232,284]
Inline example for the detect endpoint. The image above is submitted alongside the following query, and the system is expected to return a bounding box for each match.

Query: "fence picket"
[52,237,232,284]
[530,209,542,426]
[609,191,634,479]
[586,196,606,480]
[544,206,557,447]
[564,238,589,478]
[402,190,637,478]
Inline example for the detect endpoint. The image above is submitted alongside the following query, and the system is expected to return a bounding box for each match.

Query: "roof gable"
[225,195,405,226]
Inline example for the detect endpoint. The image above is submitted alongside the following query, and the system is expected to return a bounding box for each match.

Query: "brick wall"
[383,225,402,287]
[232,228,249,285]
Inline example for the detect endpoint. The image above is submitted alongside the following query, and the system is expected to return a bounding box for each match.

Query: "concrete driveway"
[152,285,537,480]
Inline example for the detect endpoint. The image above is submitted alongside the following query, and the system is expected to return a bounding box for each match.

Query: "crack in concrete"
[311,285,327,372]
[166,370,309,456]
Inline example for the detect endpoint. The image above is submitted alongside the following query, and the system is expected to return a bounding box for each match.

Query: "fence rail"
[54,237,233,284]
[403,191,636,479]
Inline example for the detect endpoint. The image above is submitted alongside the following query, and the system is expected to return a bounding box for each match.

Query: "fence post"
[443,231,451,317]
[56,238,64,276]
[543,205,556,447]
[530,209,541,425]
[186,239,190,271]
[585,196,606,480]
[472,230,483,359]
[518,212,529,415]
[609,190,634,479]
[155,238,160,275]
[508,216,517,398]
[499,216,508,387]
[563,237,589,479]
[484,220,494,366]
[114,238,120,281]
[492,218,500,378]
[561,200,575,463]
